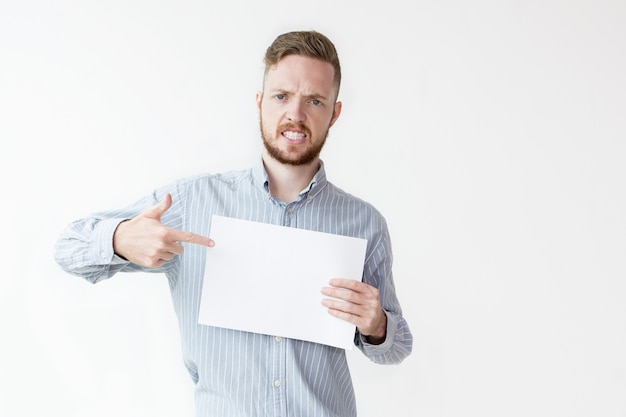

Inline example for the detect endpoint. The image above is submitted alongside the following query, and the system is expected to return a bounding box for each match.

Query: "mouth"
[281,129,307,142]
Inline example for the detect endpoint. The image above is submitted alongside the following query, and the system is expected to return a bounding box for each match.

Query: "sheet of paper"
[198,215,368,350]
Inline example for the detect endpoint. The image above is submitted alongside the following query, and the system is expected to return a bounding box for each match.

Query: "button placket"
[283,204,297,227]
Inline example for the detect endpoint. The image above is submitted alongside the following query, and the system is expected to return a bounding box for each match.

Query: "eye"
[274,94,286,101]
[311,99,322,106]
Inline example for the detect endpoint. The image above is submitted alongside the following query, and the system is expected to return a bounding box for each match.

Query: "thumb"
[142,193,172,221]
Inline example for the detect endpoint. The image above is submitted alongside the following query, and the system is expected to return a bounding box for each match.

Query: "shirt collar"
[252,157,328,199]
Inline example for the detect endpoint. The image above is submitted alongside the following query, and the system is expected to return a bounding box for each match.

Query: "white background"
[1,1,625,416]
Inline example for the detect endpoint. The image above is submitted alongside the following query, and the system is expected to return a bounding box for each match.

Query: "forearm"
[358,225,413,363]
[54,217,134,283]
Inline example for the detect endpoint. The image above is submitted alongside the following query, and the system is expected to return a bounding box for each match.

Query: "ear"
[255,91,263,110]
[329,101,342,127]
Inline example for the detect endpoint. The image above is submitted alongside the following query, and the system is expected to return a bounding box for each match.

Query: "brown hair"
[263,30,341,98]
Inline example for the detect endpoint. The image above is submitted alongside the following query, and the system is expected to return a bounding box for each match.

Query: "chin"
[266,146,319,166]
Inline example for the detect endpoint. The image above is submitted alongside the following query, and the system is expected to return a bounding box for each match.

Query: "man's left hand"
[321,278,387,345]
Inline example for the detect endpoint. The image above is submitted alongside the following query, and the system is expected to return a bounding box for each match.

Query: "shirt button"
[287,207,294,214]
[275,336,282,342]
[273,379,281,387]
[100,251,107,259]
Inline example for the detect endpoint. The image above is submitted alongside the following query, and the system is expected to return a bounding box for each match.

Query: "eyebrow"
[270,89,328,101]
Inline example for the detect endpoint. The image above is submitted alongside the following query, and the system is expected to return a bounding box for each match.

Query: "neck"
[262,151,319,202]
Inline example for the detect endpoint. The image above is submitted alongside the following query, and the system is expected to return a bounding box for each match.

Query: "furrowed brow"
[305,93,328,101]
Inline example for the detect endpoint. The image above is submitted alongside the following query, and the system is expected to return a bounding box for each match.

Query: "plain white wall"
[2,1,625,416]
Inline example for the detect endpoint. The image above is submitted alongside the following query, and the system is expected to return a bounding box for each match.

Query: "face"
[257,55,342,166]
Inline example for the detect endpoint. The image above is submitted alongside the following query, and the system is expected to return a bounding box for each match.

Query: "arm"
[54,215,141,284]
[54,190,213,284]
[321,222,413,364]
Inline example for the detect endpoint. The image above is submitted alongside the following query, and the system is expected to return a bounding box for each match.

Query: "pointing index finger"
[172,229,215,247]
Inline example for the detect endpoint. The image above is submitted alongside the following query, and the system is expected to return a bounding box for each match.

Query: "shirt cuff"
[92,218,130,265]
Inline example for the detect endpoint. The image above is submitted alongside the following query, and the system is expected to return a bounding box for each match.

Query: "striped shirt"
[54,159,413,417]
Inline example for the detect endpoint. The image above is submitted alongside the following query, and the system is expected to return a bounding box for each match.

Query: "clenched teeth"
[283,131,306,140]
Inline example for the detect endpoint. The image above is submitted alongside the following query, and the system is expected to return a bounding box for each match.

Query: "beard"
[260,114,330,166]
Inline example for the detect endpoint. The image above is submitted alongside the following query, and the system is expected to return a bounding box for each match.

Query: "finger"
[322,299,368,331]
[158,250,177,262]
[321,297,358,314]
[321,286,360,304]
[170,229,215,248]
[326,306,359,323]
[328,278,365,291]
[329,280,380,303]
[322,297,385,337]
[163,241,185,256]
[142,193,173,221]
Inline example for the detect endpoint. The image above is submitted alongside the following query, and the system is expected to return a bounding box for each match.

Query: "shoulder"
[322,181,389,231]
[171,168,253,191]
[326,181,384,213]
[151,169,254,210]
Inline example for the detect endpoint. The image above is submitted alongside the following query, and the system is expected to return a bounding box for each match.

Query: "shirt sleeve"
[354,218,413,364]
[53,186,180,283]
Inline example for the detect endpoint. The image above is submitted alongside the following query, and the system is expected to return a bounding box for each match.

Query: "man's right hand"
[113,193,214,268]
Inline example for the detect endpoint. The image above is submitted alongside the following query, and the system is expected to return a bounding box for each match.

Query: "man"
[55,30,412,416]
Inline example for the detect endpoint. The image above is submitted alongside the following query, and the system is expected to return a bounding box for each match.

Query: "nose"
[286,99,305,123]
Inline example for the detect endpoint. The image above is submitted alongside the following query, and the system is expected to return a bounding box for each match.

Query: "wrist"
[112,219,130,259]
[364,310,387,345]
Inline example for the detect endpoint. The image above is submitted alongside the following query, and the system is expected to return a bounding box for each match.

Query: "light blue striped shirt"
[54,159,412,417]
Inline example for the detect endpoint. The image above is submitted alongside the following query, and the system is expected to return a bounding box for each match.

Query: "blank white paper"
[197,215,368,350]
